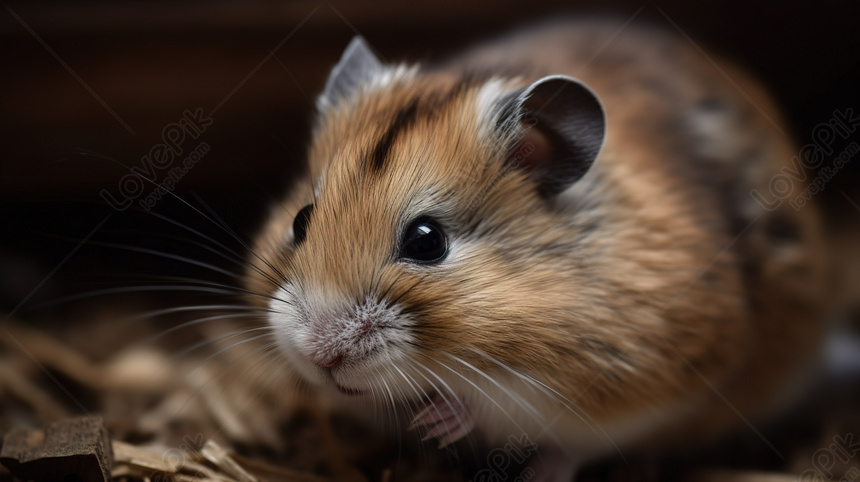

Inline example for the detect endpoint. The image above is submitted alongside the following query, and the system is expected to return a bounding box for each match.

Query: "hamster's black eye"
[400,217,447,264]
[293,204,314,245]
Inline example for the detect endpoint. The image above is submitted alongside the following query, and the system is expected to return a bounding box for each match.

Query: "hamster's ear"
[503,75,606,197]
[319,36,387,109]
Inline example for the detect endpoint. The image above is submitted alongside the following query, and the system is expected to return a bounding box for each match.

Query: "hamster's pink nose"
[313,354,344,369]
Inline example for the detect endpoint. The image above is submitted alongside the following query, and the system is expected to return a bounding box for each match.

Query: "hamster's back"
[445,19,831,440]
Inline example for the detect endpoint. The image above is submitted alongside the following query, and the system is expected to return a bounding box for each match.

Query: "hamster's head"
[249,37,606,421]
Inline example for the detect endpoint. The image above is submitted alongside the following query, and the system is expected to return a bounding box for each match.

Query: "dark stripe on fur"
[366,99,420,173]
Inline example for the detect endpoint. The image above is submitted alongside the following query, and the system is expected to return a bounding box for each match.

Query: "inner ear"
[501,75,606,197]
[507,122,552,174]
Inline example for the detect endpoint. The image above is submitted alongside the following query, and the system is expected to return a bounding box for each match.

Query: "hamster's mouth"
[335,383,364,396]
[322,366,365,396]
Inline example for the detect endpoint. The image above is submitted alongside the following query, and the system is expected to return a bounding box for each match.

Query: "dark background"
[1,0,858,320]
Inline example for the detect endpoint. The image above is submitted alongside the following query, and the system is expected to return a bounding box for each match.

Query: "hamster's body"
[249,19,830,477]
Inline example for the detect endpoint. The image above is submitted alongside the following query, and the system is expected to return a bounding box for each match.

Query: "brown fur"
[247,19,831,457]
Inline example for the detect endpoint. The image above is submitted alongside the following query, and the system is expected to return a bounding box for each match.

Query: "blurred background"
[0,1,859,480]
[1,0,858,322]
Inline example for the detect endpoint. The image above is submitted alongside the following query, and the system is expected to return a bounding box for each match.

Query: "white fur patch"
[268,284,417,391]
[688,106,746,161]
[474,77,520,145]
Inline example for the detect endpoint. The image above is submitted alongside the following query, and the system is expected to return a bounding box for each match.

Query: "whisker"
[378,369,402,451]
[463,346,626,461]
[144,210,288,290]
[106,227,245,266]
[75,149,291,286]
[390,364,445,464]
[188,192,294,288]
[125,304,268,324]
[432,358,526,434]
[446,353,545,424]
[185,333,274,380]
[129,275,295,306]
[86,240,244,281]
[152,314,267,348]
[172,341,281,420]
[171,325,273,359]
[401,359,480,461]
[29,285,257,311]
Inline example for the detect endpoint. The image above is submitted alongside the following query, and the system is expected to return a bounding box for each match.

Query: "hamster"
[247,19,831,478]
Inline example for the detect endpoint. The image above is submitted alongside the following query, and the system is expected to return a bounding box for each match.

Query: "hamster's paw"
[410,392,475,447]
